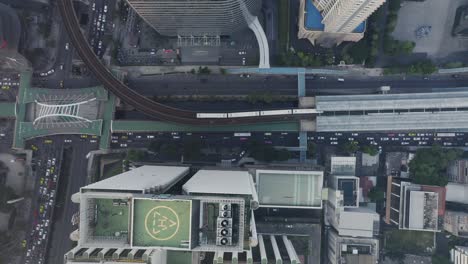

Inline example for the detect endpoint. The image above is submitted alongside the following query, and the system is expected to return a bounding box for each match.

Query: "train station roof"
[316,111,468,131]
[315,91,468,112]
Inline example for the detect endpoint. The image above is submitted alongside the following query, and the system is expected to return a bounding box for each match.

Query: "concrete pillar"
[270,235,283,264]
[148,249,166,263]
[258,235,267,264]
[128,248,138,259]
[232,251,238,264]
[250,212,258,247]
[113,248,124,259]
[248,175,259,210]
[65,246,81,259]
[98,248,111,259]
[83,247,95,259]
[213,251,224,264]
[246,250,253,264]
[282,235,300,264]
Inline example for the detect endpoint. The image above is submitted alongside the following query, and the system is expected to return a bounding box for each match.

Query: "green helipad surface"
[133,199,192,248]
[94,198,129,237]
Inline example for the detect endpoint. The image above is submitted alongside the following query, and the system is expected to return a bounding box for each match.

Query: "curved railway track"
[58,0,305,125]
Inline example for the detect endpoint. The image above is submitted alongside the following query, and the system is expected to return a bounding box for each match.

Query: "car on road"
[65,43,69,50]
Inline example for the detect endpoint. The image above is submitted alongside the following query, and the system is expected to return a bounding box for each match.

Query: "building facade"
[125,0,261,37]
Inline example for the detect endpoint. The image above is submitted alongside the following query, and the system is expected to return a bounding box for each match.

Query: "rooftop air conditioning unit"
[217,218,232,228]
[216,237,232,246]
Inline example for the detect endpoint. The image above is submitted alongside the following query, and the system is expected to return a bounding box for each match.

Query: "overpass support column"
[270,235,283,264]
[258,235,268,264]
[282,235,300,264]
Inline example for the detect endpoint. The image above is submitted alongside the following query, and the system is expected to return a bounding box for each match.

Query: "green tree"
[361,145,379,156]
[159,143,180,160]
[409,145,462,186]
[432,254,451,264]
[126,149,145,161]
[368,187,385,202]
[182,138,203,161]
[324,49,335,65]
[220,68,227,75]
[342,141,359,154]
[307,142,316,158]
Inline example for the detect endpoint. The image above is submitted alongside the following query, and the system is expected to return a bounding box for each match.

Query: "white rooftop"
[82,165,189,193]
[331,156,356,176]
[183,170,254,196]
[446,183,468,204]
[409,191,425,230]
[338,208,379,238]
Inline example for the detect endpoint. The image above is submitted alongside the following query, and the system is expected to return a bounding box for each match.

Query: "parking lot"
[392,0,468,58]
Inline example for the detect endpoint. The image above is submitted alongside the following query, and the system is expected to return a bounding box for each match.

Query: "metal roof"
[255,169,323,208]
[338,209,379,238]
[446,183,468,204]
[316,91,468,112]
[82,166,189,193]
[316,111,468,131]
[183,170,254,196]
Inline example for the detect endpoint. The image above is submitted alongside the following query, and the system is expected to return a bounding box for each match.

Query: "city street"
[127,74,468,97]
[44,135,98,264]
[19,135,98,264]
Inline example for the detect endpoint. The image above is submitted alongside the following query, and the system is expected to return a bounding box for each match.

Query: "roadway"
[127,74,468,97]
[110,131,468,153]
[58,0,310,125]
[45,135,98,264]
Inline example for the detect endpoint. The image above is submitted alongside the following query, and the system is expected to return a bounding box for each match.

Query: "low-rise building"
[326,156,380,264]
[328,229,379,264]
[446,183,468,205]
[444,210,468,238]
[447,159,468,184]
[451,246,468,264]
[65,165,316,264]
[385,177,445,232]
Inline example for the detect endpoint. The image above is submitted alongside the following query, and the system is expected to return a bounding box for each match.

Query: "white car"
[104,5,108,12]
[120,143,127,147]
[92,3,95,11]
[65,43,69,50]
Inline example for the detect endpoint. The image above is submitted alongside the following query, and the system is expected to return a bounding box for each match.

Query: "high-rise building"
[313,0,385,33]
[64,165,321,264]
[125,0,261,37]
[298,0,385,47]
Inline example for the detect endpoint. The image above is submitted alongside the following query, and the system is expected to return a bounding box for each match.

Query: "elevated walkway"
[13,72,109,149]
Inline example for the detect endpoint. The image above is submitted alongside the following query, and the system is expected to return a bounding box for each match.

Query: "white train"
[196,108,321,119]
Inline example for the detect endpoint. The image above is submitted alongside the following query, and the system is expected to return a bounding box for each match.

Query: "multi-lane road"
[127,74,468,97]
[20,135,98,264]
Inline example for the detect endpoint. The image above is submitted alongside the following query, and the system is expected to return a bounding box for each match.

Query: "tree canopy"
[409,145,462,186]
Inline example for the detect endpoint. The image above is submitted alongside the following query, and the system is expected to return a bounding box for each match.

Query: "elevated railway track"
[58,0,311,125]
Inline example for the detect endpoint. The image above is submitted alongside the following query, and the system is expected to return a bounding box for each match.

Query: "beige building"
[298,0,385,47]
